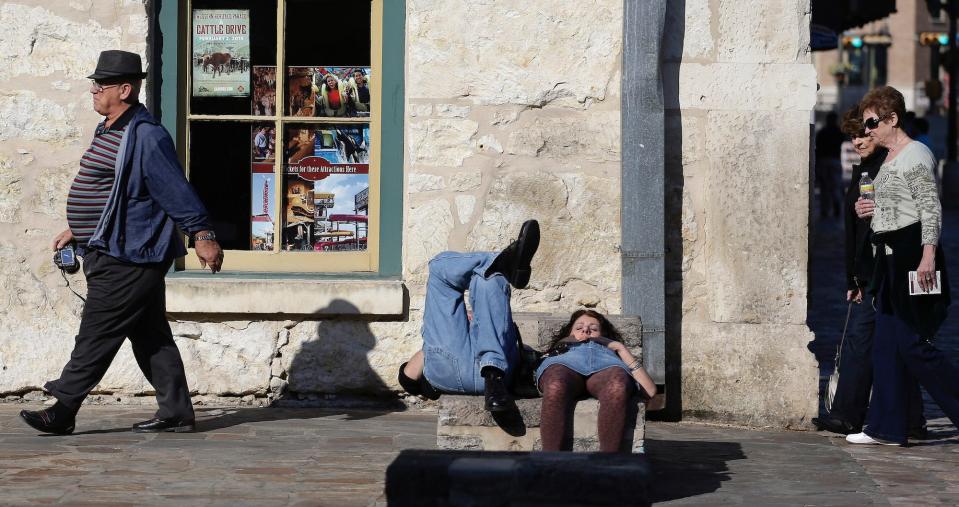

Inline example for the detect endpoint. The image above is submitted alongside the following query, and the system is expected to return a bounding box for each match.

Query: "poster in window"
[192,9,251,97]
[287,66,371,118]
[251,124,275,172]
[250,173,275,251]
[283,125,370,251]
[252,66,276,116]
[250,123,276,251]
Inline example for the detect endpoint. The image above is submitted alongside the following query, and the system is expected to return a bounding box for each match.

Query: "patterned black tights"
[538,364,635,452]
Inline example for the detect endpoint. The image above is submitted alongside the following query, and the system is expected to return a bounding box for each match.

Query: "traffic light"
[920,32,950,46]
[841,36,864,49]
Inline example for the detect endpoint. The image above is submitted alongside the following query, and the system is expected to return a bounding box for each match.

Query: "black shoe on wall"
[482,367,513,412]
[486,220,540,289]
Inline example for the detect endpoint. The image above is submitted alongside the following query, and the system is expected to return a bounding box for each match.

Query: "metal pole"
[622,0,666,385]
[944,1,959,206]
[949,11,957,161]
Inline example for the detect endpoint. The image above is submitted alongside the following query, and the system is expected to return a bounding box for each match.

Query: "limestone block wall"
[0,1,624,405]
[403,0,623,311]
[0,1,155,399]
[663,0,819,427]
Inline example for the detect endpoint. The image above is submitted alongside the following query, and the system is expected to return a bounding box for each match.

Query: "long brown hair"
[547,309,623,352]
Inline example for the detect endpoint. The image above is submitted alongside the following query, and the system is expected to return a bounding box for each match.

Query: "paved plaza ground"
[2,209,958,506]
[0,405,957,506]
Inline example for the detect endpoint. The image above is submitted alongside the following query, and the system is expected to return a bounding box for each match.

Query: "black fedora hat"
[87,50,148,80]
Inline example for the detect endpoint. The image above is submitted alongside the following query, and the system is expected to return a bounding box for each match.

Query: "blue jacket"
[86,105,212,263]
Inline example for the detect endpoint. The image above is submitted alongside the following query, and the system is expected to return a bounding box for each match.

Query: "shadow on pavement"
[194,406,392,432]
[61,406,396,435]
[645,438,746,503]
[804,214,850,418]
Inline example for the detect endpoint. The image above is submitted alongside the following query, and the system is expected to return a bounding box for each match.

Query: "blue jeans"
[421,252,519,394]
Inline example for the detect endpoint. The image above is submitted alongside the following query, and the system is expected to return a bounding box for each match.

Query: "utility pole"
[949,2,957,162]
[931,0,959,203]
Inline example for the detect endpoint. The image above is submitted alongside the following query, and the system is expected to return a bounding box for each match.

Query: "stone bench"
[436,313,645,453]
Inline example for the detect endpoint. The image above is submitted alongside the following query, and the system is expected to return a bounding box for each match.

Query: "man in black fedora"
[19,50,224,435]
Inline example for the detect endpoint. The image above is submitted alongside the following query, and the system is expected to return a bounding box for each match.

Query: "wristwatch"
[194,231,216,242]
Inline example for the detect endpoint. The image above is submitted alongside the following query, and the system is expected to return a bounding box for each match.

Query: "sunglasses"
[89,80,121,94]
[863,113,891,131]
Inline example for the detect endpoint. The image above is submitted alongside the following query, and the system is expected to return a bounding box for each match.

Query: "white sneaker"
[845,432,899,446]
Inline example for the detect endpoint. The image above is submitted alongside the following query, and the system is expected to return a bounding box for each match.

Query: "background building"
[815,2,948,118]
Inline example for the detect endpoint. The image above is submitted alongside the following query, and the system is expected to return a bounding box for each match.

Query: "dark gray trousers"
[44,250,194,420]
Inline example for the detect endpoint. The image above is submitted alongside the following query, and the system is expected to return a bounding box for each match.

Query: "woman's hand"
[847,288,862,304]
[917,245,937,292]
[855,197,875,219]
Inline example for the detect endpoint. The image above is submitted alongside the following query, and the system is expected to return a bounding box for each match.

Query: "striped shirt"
[66,107,137,246]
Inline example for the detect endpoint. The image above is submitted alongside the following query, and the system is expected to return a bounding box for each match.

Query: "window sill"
[165,273,405,316]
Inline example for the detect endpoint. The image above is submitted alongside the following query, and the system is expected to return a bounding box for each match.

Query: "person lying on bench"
[537,310,656,452]
[398,220,540,413]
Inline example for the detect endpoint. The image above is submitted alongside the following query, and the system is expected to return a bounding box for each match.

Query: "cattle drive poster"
[192,9,250,97]
[281,125,370,252]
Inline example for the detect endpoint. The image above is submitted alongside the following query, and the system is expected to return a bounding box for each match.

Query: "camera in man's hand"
[54,242,80,274]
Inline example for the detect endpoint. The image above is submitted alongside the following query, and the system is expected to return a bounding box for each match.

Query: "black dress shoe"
[482,368,513,412]
[812,416,858,435]
[19,408,75,435]
[132,417,196,433]
[486,220,540,289]
[908,426,929,440]
[397,362,440,400]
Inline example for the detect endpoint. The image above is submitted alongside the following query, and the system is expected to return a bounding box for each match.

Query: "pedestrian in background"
[850,85,957,446]
[813,104,926,438]
[816,112,844,218]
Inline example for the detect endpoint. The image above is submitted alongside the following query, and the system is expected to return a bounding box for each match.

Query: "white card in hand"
[908,271,942,295]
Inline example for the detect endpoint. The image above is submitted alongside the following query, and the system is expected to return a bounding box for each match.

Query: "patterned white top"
[871,141,941,245]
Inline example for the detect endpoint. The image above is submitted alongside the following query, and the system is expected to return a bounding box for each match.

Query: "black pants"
[830,298,925,432]
[44,250,194,420]
[865,255,959,444]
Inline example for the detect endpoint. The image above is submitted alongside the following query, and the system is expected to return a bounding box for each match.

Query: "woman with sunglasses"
[535,310,656,452]
[849,85,957,446]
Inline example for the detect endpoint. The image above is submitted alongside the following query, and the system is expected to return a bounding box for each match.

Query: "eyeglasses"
[863,113,892,131]
[89,81,120,94]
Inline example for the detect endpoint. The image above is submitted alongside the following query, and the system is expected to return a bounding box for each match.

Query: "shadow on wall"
[654,0,686,422]
[645,439,746,502]
[277,298,405,410]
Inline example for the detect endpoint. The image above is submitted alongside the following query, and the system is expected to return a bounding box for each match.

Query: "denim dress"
[533,340,632,391]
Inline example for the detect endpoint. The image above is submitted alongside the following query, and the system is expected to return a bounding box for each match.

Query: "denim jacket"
[85,105,212,263]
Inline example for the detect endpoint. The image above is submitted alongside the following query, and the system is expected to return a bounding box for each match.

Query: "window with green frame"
[158,0,404,275]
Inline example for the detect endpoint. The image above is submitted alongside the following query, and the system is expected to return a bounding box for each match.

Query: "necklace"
[887,134,909,155]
